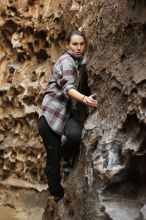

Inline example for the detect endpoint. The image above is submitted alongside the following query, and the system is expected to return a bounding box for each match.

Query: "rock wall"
[0,0,146,220]
[0,0,65,189]
[60,1,146,220]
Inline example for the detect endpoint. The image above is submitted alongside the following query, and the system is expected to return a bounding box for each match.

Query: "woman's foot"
[54,196,64,205]
[63,160,73,174]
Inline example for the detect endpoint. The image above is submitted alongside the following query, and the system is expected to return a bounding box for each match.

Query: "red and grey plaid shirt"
[40,51,81,135]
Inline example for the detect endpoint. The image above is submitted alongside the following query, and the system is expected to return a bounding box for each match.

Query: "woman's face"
[66,34,85,58]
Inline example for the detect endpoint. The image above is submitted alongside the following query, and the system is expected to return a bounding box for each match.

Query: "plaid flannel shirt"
[40,51,80,135]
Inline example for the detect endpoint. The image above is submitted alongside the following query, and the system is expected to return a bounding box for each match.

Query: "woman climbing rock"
[38,30,97,204]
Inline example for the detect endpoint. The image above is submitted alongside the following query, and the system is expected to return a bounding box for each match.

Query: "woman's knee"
[67,127,82,144]
[65,117,83,143]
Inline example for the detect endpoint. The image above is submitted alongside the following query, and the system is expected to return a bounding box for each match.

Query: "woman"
[38,30,97,204]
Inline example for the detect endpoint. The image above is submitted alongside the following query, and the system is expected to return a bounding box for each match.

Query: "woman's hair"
[65,30,86,44]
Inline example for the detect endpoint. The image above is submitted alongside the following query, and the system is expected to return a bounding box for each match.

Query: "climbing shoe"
[63,160,73,174]
[54,196,64,205]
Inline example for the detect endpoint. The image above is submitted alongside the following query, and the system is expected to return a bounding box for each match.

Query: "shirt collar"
[65,50,84,66]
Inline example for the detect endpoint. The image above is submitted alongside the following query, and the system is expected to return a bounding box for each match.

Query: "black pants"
[38,113,83,198]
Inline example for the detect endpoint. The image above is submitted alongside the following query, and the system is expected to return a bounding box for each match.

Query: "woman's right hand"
[82,94,97,107]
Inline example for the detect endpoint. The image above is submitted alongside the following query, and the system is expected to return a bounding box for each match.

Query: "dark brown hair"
[65,30,86,44]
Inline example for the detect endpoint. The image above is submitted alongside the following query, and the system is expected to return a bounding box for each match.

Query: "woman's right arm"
[68,88,97,107]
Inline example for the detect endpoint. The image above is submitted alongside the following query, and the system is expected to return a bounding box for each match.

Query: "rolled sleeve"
[63,84,76,99]
[58,59,77,99]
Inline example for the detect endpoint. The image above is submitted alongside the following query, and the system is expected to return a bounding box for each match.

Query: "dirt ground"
[0,186,48,220]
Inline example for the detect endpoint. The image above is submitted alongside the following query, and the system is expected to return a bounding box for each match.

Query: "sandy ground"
[0,185,48,220]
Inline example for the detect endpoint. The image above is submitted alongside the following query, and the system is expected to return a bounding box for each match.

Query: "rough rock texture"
[0,0,146,220]
[59,1,146,220]
[0,0,66,189]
